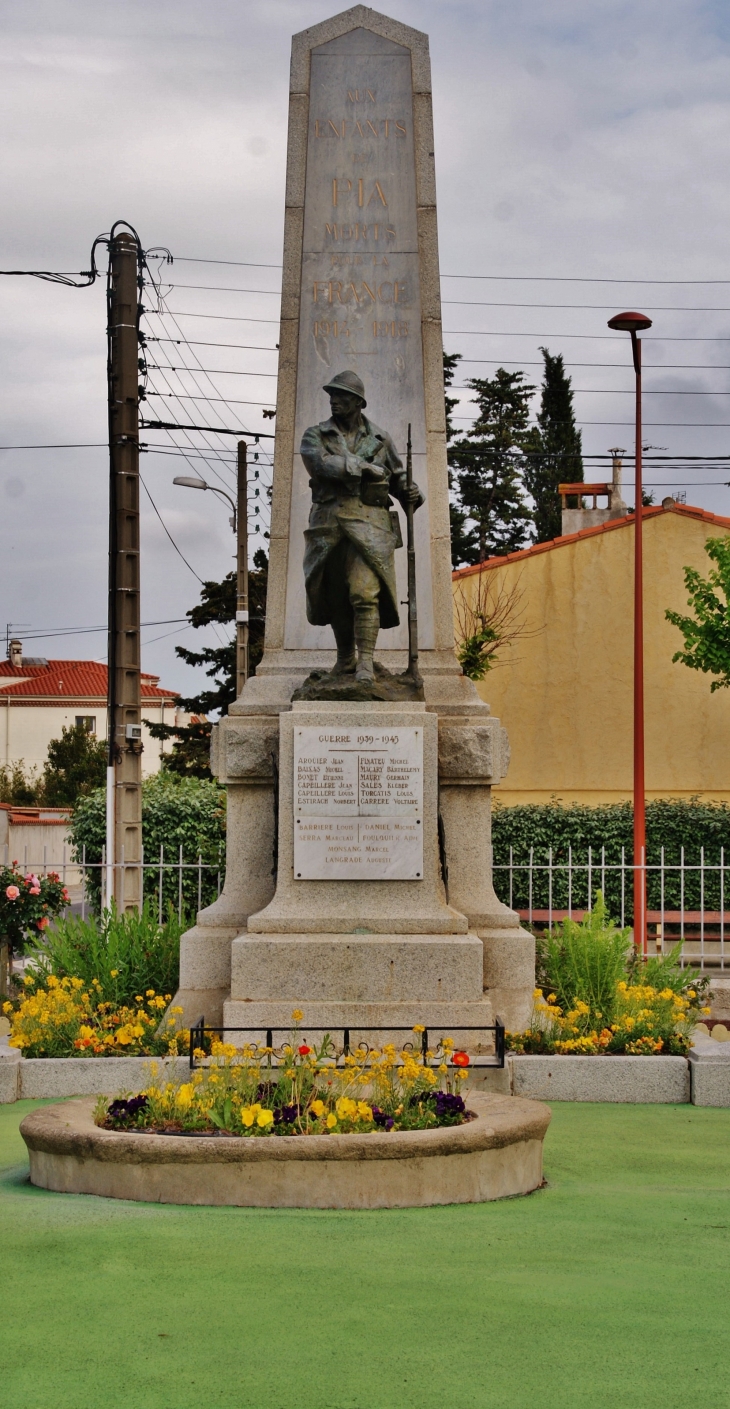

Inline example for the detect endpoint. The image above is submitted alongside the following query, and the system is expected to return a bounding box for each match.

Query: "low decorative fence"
[493,847,730,971]
[1,843,224,922]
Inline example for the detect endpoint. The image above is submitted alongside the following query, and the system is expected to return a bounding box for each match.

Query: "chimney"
[8,639,22,668]
[608,448,627,512]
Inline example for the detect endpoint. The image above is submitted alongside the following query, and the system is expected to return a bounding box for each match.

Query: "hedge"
[70,773,226,915]
[491,799,730,920]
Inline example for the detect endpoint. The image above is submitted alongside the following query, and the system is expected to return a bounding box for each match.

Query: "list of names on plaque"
[294,726,423,879]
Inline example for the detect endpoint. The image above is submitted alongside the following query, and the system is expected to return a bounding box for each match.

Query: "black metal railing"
[188,1020,505,1071]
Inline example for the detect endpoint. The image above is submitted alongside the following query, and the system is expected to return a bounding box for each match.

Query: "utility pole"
[106,229,143,911]
[236,439,249,694]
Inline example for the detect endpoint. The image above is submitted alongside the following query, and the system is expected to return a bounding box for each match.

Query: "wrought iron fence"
[188,1020,506,1070]
[2,842,224,922]
[493,846,730,970]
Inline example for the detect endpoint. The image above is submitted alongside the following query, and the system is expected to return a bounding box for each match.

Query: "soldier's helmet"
[322,370,366,405]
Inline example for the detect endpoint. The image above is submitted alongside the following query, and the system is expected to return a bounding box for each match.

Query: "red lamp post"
[607,311,653,954]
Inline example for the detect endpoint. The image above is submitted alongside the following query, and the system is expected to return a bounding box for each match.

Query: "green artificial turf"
[2,1099,729,1409]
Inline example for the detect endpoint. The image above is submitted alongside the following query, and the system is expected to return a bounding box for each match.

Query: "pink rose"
[29,887,40,896]
[5,885,20,901]
[37,917,49,930]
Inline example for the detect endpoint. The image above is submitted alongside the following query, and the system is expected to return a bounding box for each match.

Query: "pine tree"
[146,551,268,777]
[444,351,473,567]
[448,368,534,565]
[523,348,583,543]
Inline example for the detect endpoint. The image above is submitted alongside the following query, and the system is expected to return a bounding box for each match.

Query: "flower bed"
[506,982,703,1057]
[94,1015,473,1138]
[505,896,709,1057]
[3,975,189,1058]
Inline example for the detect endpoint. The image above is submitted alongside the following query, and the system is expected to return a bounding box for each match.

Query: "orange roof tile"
[452,502,730,580]
[0,660,178,701]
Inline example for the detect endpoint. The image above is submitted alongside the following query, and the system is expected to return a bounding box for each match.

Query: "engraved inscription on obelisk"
[293,723,423,879]
[283,26,435,653]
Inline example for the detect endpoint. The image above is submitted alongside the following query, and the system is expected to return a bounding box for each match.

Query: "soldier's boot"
[354,604,379,682]
[330,618,357,676]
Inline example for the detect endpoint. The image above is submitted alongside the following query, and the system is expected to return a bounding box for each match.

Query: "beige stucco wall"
[453,506,730,805]
[0,703,176,779]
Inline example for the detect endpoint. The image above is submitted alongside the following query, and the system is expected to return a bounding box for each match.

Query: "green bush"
[536,896,631,1027]
[25,902,184,1008]
[69,772,226,914]
[492,798,730,920]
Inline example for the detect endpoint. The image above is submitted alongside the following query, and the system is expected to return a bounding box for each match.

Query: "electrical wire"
[174,256,730,285]
[139,474,203,583]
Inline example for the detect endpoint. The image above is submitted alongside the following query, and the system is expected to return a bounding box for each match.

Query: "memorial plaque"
[294,724,423,878]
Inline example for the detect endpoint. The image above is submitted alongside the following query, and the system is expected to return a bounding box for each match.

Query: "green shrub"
[69,772,226,914]
[536,895,631,1028]
[25,901,184,1008]
[492,798,730,921]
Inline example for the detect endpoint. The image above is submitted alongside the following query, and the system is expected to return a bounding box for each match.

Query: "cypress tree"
[523,347,583,543]
[448,368,534,565]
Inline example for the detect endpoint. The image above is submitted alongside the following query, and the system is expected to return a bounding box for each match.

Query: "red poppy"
[452,1051,470,1067]
[298,1044,311,1056]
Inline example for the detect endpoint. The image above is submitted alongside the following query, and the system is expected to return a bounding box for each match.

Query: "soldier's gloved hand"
[401,479,424,507]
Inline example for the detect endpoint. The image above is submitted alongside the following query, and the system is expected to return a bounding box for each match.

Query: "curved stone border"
[20,1093,551,1209]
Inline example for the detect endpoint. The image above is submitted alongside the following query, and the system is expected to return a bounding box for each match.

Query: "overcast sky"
[2,0,730,702]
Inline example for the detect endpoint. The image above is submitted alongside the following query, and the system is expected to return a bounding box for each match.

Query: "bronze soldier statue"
[300,371,424,683]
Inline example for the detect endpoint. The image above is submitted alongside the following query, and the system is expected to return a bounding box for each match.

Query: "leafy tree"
[448,368,534,566]
[42,723,107,806]
[70,772,226,914]
[0,761,40,806]
[666,536,730,690]
[146,550,268,777]
[522,348,583,543]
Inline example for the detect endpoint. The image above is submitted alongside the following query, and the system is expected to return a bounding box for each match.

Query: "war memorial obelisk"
[172,6,535,1044]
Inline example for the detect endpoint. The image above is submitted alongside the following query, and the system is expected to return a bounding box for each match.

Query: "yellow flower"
[176,1084,194,1109]
[412,1024,425,1034]
[257,1109,274,1128]
[110,970,119,978]
[688,989,696,999]
[241,1107,256,1127]
[2,1001,12,1014]
[171,1006,184,1015]
[291,1009,303,1023]
[326,1113,337,1129]
[146,989,155,997]
[310,1099,326,1118]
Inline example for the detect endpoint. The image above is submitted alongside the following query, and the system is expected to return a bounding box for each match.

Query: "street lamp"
[606,310,653,955]
[172,475,237,533]
[172,440,249,692]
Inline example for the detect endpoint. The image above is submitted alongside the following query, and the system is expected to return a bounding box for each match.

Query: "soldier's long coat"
[300,414,406,629]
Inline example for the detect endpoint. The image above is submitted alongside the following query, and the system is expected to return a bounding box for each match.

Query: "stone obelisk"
[172,6,535,1043]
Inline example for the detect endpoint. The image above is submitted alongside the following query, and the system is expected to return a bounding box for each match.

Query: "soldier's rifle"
[405,423,422,689]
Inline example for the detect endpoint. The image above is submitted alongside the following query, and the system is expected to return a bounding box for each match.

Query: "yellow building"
[452,502,730,806]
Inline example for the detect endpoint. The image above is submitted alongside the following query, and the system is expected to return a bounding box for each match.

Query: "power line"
[146,391,276,408]
[139,474,203,583]
[0,443,107,450]
[140,417,274,439]
[18,618,189,641]
[445,330,730,341]
[164,280,730,314]
[168,311,279,324]
[174,256,730,285]
[147,337,278,352]
[442,299,730,312]
[147,363,277,378]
